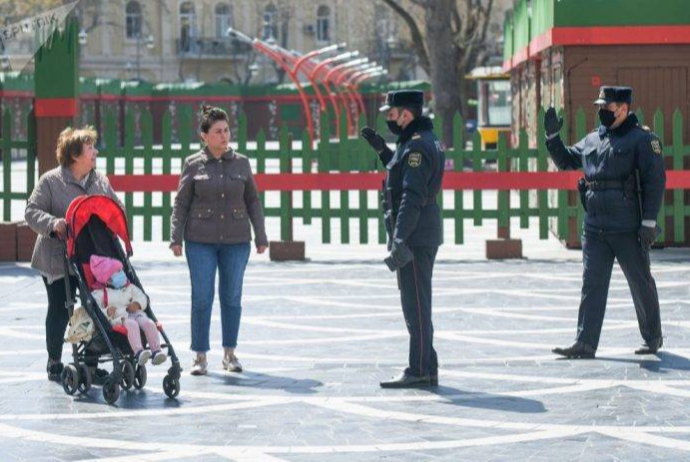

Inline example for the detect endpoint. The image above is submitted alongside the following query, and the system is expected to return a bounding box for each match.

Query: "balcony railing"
[177,37,251,58]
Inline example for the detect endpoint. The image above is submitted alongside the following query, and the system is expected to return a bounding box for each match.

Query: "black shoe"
[380,372,433,389]
[552,341,596,359]
[635,337,663,355]
[430,374,438,387]
[46,360,64,382]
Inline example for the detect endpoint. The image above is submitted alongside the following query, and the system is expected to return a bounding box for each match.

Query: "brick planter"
[486,238,523,260]
[269,241,306,262]
[0,222,17,262]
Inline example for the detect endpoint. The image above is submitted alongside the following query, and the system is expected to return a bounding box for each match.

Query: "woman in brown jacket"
[25,126,123,381]
[170,105,268,376]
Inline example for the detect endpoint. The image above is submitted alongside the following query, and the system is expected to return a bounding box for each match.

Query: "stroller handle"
[50,230,70,256]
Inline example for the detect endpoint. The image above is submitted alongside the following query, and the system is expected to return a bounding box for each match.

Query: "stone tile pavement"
[1,216,690,461]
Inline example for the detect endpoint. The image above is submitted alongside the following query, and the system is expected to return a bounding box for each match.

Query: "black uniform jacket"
[379,116,445,247]
[546,113,665,233]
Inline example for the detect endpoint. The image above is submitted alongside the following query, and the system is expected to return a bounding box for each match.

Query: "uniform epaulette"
[641,125,652,132]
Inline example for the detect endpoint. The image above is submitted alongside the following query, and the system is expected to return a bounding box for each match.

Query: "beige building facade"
[74,0,418,84]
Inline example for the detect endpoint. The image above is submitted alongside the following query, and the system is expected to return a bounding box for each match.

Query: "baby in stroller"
[89,255,167,366]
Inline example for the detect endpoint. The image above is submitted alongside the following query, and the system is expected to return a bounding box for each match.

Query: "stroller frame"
[58,195,182,404]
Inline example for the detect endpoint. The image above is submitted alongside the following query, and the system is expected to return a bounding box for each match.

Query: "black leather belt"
[587,178,634,191]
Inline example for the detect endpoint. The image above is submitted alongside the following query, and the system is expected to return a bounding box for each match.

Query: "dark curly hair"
[199,105,230,133]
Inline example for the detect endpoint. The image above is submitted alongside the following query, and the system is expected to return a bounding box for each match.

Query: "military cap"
[379,90,425,112]
[593,86,633,106]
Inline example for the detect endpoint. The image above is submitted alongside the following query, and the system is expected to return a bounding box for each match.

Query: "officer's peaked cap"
[379,90,424,112]
[594,86,633,106]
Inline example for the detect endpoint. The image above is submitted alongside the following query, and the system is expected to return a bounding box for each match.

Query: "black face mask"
[598,108,617,128]
[386,119,403,135]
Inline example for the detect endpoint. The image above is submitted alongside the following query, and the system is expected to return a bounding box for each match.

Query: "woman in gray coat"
[171,105,268,376]
[25,126,123,381]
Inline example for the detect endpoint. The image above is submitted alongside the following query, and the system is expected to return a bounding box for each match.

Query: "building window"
[215,3,232,39]
[125,1,142,39]
[262,4,278,42]
[316,5,330,43]
[180,2,196,52]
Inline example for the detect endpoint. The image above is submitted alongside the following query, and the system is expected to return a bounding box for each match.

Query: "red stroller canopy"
[65,195,132,258]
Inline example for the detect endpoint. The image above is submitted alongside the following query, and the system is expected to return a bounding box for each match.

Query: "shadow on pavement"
[72,387,185,408]
[597,351,690,373]
[207,370,323,394]
[429,385,546,413]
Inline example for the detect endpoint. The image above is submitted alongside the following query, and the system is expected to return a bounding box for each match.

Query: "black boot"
[46,359,64,382]
[552,341,596,359]
[380,372,433,389]
[635,337,663,355]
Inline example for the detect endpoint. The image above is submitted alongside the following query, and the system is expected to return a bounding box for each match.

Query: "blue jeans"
[185,241,251,352]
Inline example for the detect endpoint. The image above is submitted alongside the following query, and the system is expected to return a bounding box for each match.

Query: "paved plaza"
[2,218,690,461]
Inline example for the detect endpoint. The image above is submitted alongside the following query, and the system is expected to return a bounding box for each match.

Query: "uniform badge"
[408,152,422,167]
[651,139,662,155]
[412,134,421,140]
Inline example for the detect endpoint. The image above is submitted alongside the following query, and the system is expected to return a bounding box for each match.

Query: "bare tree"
[0,0,66,25]
[380,0,495,145]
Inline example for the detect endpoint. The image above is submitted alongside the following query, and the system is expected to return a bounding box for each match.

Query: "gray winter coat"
[25,166,123,280]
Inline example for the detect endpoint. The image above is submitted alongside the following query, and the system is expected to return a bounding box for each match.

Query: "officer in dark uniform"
[545,86,666,359]
[360,90,445,388]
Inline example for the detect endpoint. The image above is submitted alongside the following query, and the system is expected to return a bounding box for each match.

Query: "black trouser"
[577,230,662,350]
[43,276,78,361]
[398,246,438,377]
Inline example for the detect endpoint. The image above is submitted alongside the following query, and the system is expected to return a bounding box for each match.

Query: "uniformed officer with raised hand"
[361,90,445,388]
[545,86,666,359]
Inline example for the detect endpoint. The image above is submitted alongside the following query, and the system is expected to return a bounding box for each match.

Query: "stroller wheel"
[163,374,180,399]
[120,360,135,391]
[61,364,79,395]
[134,364,147,390]
[77,364,92,394]
[103,377,120,404]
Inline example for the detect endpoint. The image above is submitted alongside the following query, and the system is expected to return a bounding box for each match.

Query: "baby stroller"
[56,195,181,404]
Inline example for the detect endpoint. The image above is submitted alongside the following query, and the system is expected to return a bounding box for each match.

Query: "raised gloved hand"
[638,224,659,248]
[360,126,387,153]
[544,107,564,137]
[384,239,414,272]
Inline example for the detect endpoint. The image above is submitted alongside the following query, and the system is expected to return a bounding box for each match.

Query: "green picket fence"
[2,106,689,247]
[0,108,36,222]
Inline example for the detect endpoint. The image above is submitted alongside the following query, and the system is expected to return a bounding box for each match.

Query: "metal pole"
[309,52,359,135]
[253,41,317,145]
[334,65,379,130]
[351,71,386,117]
[136,34,141,80]
[324,59,368,136]
[293,42,344,75]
